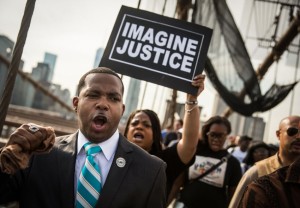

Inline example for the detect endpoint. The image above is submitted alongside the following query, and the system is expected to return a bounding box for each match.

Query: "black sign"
[100,6,212,95]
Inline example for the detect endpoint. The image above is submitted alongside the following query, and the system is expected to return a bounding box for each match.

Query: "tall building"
[0,35,13,59]
[243,117,265,141]
[94,48,104,68]
[43,52,57,82]
[0,34,25,105]
[18,72,35,107]
[31,62,52,110]
[121,78,141,125]
[31,62,51,82]
[0,35,14,95]
[47,84,72,119]
[10,72,32,106]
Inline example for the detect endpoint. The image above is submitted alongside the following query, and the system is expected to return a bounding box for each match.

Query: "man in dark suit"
[0,67,167,208]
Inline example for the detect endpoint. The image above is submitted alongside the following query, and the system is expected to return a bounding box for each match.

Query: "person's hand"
[6,123,55,153]
[187,74,205,100]
[0,123,55,174]
[192,74,205,96]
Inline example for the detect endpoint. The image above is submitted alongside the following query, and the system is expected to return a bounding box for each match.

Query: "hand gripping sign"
[100,6,212,95]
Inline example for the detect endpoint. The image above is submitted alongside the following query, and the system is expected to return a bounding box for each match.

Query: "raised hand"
[0,123,55,174]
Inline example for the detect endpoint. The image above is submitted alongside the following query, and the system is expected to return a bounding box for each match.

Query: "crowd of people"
[0,66,299,208]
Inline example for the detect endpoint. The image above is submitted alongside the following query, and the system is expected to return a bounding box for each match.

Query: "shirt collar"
[77,129,119,161]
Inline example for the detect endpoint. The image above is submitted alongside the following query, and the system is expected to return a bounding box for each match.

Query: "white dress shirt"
[74,129,119,193]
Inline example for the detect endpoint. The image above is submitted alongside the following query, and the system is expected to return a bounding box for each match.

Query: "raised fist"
[0,123,56,174]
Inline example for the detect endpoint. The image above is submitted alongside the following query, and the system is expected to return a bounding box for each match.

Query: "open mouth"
[93,115,107,127]
[291,140,300,148]
[133,132,144,140]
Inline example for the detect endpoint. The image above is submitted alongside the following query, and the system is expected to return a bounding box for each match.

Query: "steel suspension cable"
[0,0,36,134]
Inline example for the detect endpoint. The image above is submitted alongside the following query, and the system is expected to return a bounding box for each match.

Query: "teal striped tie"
[76,142,102,208]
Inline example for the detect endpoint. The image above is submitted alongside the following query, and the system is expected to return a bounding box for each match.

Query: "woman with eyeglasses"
[177,116,242,208]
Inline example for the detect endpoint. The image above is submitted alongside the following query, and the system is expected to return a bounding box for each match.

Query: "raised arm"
[177,74,205,164]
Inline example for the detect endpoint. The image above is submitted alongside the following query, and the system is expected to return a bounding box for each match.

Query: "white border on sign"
[109,14,205,82]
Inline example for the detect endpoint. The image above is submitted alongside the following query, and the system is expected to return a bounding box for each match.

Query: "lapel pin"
[116,157,126,168]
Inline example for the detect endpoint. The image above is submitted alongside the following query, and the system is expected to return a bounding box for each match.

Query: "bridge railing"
[1,105,78,147]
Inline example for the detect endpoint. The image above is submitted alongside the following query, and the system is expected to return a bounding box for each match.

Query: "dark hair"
[239,135,253,142]
[123,109,163,155]
[175,119,183,126]
[201,115,231,144]
[243,142,271,165]
[76,67,124,96]
[268,143,279,156]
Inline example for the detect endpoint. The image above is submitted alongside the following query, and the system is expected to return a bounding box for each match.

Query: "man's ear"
[275,130,280,140]
[73,97,79,112]
[122,104,125,116]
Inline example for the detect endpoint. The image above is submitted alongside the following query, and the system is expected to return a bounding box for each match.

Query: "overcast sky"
[0,0,139,95]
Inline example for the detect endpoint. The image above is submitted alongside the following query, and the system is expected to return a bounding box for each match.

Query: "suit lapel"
[97,134,134,207]
[56,132,78,207]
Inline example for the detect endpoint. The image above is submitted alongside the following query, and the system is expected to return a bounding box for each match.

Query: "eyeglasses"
[206,132,227,139]
[285,127,300,137]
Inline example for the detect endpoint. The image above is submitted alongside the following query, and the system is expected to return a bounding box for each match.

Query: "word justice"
[116,22,200,73]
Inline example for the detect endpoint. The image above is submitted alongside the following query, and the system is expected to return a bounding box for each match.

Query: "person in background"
[163,119,184,148]
[173,118,184,133]
[229,115,300,208]
[228,135,253,163]
[0,67,167,208]
[163,130,182,148]
[161,124,173,142]
[239,155,300,207]
[268,143,279,156]
[177,115,242,208]
[241,141,271,173]
[123,74,205,202]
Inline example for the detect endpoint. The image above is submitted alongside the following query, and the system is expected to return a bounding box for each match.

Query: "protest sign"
[100,5,212,95]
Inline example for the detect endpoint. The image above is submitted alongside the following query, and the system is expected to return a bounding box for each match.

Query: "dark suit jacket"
[0,132,167,208]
